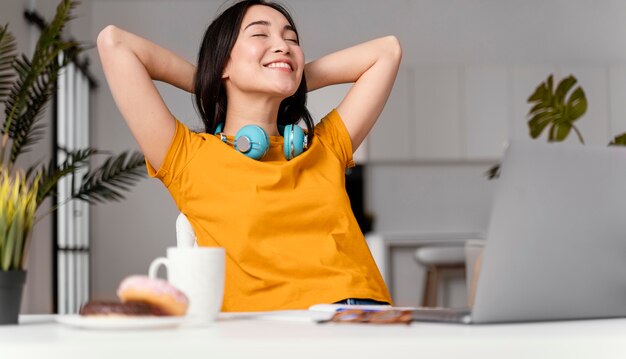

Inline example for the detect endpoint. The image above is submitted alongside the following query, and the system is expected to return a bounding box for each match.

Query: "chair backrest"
[176,213,197,248]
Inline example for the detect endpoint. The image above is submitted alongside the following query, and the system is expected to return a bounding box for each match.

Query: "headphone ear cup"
[235,125,269,160]
[283,124,306,160]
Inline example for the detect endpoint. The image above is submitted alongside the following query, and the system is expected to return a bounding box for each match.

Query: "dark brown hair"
[194,0,313,143]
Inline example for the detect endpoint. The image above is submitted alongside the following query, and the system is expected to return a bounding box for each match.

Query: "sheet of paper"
[309,304,393,313]
[308,304,413,312]
[219,310,333,323]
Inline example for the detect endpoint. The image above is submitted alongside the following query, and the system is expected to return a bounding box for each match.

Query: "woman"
[97,0,401,311]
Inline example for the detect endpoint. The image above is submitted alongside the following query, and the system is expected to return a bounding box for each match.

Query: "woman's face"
[222,5,304,100]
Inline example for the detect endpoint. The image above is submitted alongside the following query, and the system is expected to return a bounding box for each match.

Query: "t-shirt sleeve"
[314,109,355,169]
[145,119,205,187]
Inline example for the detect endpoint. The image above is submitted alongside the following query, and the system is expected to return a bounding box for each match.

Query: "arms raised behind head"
[96,25,196,170]
[304,36,402,152]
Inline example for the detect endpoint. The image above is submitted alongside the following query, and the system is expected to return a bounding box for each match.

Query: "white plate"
[55,315,187,330]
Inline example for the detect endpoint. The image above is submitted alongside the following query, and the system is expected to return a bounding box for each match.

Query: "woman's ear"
[222,61,230,79]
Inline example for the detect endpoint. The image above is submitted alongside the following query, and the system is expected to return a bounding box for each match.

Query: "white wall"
[5,0,626,311]
[86,0,626,306]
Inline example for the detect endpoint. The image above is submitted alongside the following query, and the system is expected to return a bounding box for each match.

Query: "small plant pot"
[0,270,27,325]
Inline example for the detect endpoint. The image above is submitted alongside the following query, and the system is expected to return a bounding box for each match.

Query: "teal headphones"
[215,122,308,160]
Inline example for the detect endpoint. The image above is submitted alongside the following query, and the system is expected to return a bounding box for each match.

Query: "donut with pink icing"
[117,275,189,316]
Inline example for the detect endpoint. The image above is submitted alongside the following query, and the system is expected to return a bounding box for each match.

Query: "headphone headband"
[215,122,307,161]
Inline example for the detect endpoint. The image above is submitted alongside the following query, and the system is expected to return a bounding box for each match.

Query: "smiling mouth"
[264,62,292,71]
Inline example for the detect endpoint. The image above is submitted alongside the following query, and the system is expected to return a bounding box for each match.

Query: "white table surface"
[1,314,626,359]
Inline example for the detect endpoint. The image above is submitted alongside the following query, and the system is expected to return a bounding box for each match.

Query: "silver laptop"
[412,140,626,324]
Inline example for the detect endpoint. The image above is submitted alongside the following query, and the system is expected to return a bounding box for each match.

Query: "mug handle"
[148,257,169,279]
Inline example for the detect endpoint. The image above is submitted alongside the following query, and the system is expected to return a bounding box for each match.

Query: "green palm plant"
[0,0,145,271]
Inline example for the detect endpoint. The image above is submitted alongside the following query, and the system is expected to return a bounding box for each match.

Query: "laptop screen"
[471,141,626,323]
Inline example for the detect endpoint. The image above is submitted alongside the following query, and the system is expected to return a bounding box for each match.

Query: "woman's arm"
[96,25,196,169]
[304,36,402,151]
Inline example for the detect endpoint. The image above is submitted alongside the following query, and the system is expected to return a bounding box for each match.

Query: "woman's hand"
[304,36,402,151]
[96,25,196,169]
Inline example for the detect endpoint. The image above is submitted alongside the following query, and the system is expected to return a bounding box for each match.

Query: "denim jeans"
[334,298,390,305]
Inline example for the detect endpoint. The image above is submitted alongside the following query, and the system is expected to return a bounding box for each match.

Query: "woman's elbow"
[383,35,402,62]
[97,25,122,51]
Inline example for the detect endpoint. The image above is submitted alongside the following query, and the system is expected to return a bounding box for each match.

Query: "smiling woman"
[96,0,401,312]
[198,3,309,140]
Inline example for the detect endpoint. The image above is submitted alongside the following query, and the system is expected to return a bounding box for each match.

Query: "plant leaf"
[553,123,572,142]
[527,74,587,144]
[2,215,17,270]
[72,151,146,204]
[11,198,25,270]
[35,147,99,206]
[528,113,558,138]
[567,87,587,122]
[2,0,81,165]
[609,133,626,146]
[0,171,38,270]
[0,24,17,104]
[554,75,576,105]
[485,164,501,180]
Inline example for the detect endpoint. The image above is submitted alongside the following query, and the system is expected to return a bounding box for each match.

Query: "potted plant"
[529,74,626,146]
[0,171,38,323]
[0,0,145,324]
[487,74,626,179]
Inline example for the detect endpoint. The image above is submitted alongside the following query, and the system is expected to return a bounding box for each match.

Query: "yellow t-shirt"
[146,109,391,311]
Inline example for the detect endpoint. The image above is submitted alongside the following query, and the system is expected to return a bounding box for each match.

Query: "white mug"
[149,247,225,322]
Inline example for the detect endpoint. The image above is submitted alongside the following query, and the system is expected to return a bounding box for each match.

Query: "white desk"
[2,314,626,358]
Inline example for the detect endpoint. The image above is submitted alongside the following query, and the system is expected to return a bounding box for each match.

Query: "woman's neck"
[223,94,283,137]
